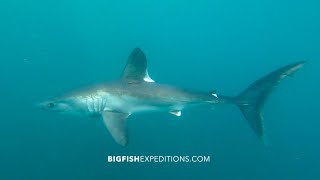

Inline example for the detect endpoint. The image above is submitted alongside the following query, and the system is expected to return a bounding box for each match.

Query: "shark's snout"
[36,101,55,111]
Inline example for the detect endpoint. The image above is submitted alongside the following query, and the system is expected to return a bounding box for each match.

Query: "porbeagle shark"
[39,48,306,146]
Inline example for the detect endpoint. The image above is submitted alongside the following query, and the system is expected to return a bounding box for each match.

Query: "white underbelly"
[80,93,184,116]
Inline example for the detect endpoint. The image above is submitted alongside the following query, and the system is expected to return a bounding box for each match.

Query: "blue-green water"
[1,0,319,179]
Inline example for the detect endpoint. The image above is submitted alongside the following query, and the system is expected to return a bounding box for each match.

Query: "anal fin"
[170,111,181,117]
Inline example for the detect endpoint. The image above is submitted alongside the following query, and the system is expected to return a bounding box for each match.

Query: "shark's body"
[40,48,306,146]
[68,81,221,116]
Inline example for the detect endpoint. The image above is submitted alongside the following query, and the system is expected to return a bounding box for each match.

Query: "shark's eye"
[47,102,55,108]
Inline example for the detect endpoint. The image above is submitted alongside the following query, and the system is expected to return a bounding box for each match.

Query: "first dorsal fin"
[121,48,154,83]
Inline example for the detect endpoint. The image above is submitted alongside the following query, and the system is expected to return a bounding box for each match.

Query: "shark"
[39,48,306,146]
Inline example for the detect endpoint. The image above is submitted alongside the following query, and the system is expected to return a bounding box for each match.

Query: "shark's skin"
[39,48,306,146]
[43,81,222,115]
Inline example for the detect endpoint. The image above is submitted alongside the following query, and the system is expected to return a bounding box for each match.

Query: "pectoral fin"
[102,111,130,146]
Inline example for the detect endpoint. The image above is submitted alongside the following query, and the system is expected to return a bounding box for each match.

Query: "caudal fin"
[235,61,306,142]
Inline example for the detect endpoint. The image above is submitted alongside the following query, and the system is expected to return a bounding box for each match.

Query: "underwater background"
[0,0,319,179]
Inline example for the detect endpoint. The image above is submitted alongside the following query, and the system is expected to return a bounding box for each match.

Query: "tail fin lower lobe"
[235,61,306,142]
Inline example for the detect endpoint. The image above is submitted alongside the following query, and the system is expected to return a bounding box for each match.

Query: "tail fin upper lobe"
[235,61,306,142]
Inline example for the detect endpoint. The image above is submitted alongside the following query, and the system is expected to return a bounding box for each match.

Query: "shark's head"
[38,96,84,115]
[39,100,70,112]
